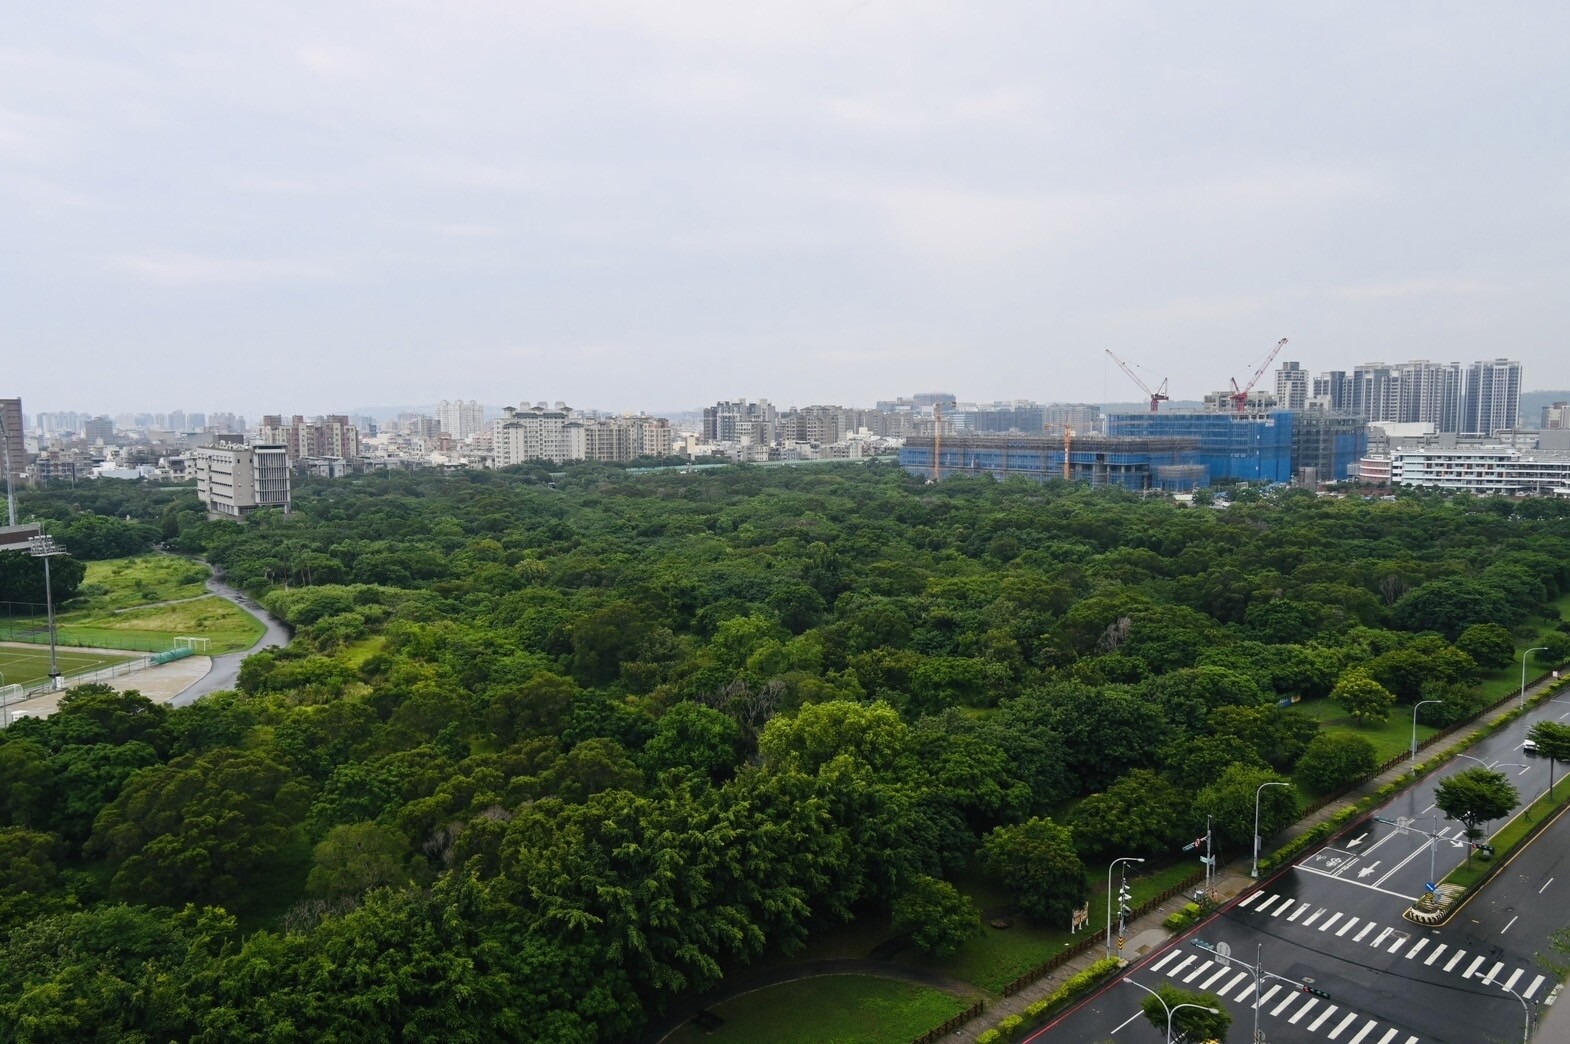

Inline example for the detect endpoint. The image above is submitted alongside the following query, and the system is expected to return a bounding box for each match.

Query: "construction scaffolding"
[901,433,1203,490]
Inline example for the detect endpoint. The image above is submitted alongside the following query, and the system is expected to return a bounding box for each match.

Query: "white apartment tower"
[437,400,485,440]
[1462,358,1522,435]
[1273,362,1309,410]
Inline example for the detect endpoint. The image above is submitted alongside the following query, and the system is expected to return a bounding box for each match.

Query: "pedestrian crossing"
[1227,887,1556,1001]
[1145,945,1421,1042]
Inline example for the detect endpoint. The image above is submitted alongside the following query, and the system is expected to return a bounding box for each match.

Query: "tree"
[1434,766,1519,865]
[1330,669,1396,725]
[1536,632,1570,666]
[305,822,411,899]
[1294,733,1378,794]
[1193,765,1296,848]
[1529,720,1570,798]
[980,817,1087,926]
[641,701,742,780]
[1390,577,1515,639]
[1068,770,1189,858]
[1140,983,1230,1043]
[1455,623,1516,670]
[891,875,980,957]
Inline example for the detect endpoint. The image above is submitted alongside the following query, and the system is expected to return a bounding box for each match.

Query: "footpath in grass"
[663,975,970,1044]
[51,597,264,655]
[70,555,211,613]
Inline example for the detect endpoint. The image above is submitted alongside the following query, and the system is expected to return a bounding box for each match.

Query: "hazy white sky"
[4,2,1569,416]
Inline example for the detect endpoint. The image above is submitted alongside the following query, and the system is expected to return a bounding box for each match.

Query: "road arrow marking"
[1358,861,1382,878]
[1347,833,1368,848]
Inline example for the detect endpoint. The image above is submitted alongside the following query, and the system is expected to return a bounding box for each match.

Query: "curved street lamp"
[1411,698,1442,770]
[1123,976,1221,1043]
[1252,781,1289,878]
[1523,647,1548,707]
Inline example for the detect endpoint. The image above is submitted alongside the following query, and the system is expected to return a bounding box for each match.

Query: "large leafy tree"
[1330,669,1396,724]
[891,875,980,957]
[1294,733,1378,794]
[1140,983,1230,1043]
[1068,770,1189,858]
[1434,766,1519,863]
[1528,721,1570,797]
[980,817,1087,926]
[1192,765,1296,849]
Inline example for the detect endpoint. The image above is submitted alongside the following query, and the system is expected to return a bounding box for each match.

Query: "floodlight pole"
[27,535,66,690]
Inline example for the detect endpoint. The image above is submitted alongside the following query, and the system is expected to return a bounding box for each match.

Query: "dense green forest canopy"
[2,466,1569,1042]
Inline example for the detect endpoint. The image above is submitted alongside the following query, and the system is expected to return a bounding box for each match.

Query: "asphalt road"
[167,573,290,706]
[1031,697,1570,1044]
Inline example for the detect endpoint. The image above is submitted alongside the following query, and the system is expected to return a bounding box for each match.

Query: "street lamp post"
[1411,698,1442,770]
[26,535,66,691]
[1106,856,1145,957]
[1252,781,1289,878]
[1123,977,1220,1044]
[1523,647,1548,707]
[1501,983,1531,1044]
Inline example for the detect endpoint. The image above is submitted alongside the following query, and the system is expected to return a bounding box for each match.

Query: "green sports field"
[0,644,136,691]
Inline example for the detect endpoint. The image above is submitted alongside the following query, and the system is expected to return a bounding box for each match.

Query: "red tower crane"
[1229,338,1289,414]
[1104,349,1170,413]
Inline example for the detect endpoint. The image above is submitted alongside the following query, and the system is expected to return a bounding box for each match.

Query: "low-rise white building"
[1390,446,1570,496]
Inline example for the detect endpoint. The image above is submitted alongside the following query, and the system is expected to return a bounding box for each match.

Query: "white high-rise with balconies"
[437,400,485,440]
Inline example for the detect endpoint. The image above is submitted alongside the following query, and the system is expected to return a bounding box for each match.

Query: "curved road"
[168,573,291,706]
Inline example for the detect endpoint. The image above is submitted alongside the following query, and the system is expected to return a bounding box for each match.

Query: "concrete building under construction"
[899,432,1205,490]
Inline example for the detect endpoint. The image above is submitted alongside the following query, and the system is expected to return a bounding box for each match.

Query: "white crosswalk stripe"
[1256,894,1280,913]
[1481,961,1504,985]
[1218,971,1249,998]
[1337,916,1361,937]
[1526,974,1547,999]
[1149,949,1179,972]
[1320,911,1344,932]
[1199,965,1232,991]
[1302,907,1324,926]
[1271,991,1300,1017]
[1289,997,1320,1024]
[1463,955,1487,978]
[1271,898,1294,917]
[1167,955,1196,978]
[1371,927,1393,948]
[1404,938,1428,960]
[1353,921,1377,943]
[1425,943,1447,966]
[1327,1010,1361,1038]
[1444,950,1466,972]
[1503,968,1524,992]
[1308,1004,1340,1032]
[1255,984,1281,1009]
[1238,891,1261,908]
[1346,1019,1379,1044]
[1376,1028,1400,1044]
[1288,903,1310,921]
[1182,960,1212,983]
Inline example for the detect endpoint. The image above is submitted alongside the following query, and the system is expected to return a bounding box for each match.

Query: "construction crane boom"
[1105,349,1170,413]
[1229,337,1289,414]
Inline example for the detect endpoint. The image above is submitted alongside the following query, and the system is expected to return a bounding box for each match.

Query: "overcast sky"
[4,2,1569,417]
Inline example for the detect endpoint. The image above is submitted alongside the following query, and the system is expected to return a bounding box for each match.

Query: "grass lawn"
[1293,697,1440,768]
[664,975,971,1044]
[69,554,211,613]
[340,635,386,669]
[51,597,265,655]
[0,643,136,689]
[903,861,1199,993]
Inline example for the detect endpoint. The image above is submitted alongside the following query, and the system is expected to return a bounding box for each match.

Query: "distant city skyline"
[6,5,1570,413]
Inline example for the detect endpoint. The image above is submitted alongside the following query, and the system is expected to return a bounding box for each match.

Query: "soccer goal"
[173,636,211,653]
[0,683,21,705]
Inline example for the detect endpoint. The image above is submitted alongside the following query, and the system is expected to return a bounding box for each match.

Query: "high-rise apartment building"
[437,400,485,440]
[84,416,115,445]
[1311,371,1352,412]
[1274,362,1309,410]
[702,399,777,446]
[258,415,362,462]
[192,440,291,519]
[1543,402,1570,430]
[1462,358,1522,435]
[494,404,571,466]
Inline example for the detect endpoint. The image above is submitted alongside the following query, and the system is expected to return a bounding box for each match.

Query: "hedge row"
[973,957,1124,1044]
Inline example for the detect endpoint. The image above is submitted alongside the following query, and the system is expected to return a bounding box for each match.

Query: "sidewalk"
[2,655,213,721]
[944,672,1567,1042]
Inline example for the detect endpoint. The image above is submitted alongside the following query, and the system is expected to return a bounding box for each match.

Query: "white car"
[1523,737,1539,755]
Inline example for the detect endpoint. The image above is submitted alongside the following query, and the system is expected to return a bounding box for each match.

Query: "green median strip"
[1442,778,1570,892]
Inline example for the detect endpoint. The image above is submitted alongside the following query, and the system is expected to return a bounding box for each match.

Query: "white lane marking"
[1109,1009,1146,1035]
[1199,965,1232,991]
[1320,911,1344,932]
[1504,968,1524,992]
[1218,971,1249,998]
[1526,974,1546,999]
[1295,864,1422,901]
[1502,915,1519,934]
[1256,894,1280,913]
[1519,765,1531,776]
[1327,1010,1361,1039]
[1354,921,1377,942]
[1272,899,1294,917]
[1481,961,1504,985]
[1337,916,1361,937]
[1388,937,1406,954]
[1425,943,1448,965]
[1167,955,1196,977]
[1347,1020,1379,1044]
[1444,949,1466,972]
[1149,950,1180,972]
[1289,903,1310,922]
[1272,991,1300,1017]
[1309,1004,1340,1031]
[1370,927,1393,947]
[1405,1036,1420,1044]
[1405,938,1428,960]
[1540,877,1555,894]
[1255,984,1281,1009]
[1464,955,1487,978]
[1238,891,1262,908]
[1290,997,1320,1024]
[1422,803,1435,813]
[1182,960,1212,983]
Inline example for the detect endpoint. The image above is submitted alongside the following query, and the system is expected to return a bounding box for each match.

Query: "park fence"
[909,1000,983,1044]
[0,655,155,725]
